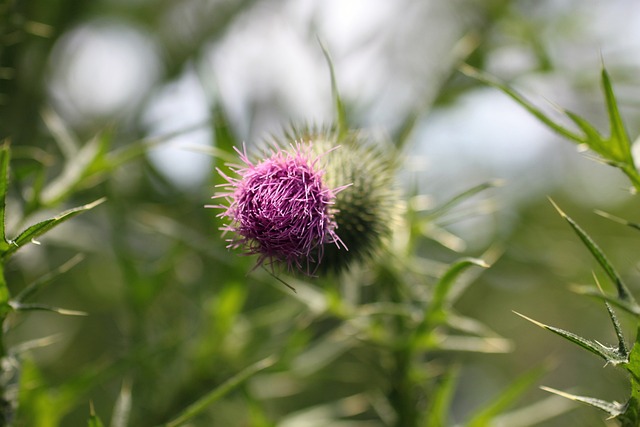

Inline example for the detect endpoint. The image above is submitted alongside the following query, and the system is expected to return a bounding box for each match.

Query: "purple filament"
[211,143,345,273]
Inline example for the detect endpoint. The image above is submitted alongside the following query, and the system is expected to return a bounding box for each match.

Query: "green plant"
[467,63,640,425]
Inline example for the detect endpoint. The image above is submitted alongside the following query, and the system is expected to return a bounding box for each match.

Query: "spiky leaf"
[550,200,637,305]
[2,197,106,260]
[540,387,624,418]
[515,312,627,365]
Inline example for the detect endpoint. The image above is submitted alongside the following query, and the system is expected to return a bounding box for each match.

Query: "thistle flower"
[210,143,346,274]
[210,127,402,275]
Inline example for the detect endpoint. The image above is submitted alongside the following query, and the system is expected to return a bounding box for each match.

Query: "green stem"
[390,347,418,427]
[0,263,14,427]
[385,271,419,427]
[0,264,10,357]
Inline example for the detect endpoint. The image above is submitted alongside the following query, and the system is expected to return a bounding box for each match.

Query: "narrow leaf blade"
[426,179,503,219]
[0,143,10,251]
[601,66,633,164]
[431,258,489,312]
[10,302,87,316]
[318,39,347,138]
[594,210,640,232]
[564,110,608,156]
[164,356,277,427]
[88,402,106,427]
[460,65,584,143]
[110,379,132,427]
[40,136,105,207]
[3,198,106,259]
[422,365,459,427]
[515,312,626,364]
[550,199,637,304]
[15,254,84,303]
[540,386,624,417]
[467,365,548,427]
[573,285,640,317]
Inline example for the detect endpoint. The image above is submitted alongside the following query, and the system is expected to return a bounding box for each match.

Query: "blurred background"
[3,0,640,425]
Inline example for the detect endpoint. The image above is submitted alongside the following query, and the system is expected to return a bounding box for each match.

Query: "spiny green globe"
[281,127,403,274]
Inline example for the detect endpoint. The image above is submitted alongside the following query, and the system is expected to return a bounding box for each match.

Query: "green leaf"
[594,210,640,232]
[601,66,633,165]
[9,301,87,316]
[212,101,239,157]
[607,302,630,357]
[578,274,631,356]
[422,365,459,427]
[162,356,277,427]
[0,142,10,252]
[434,258,489,310]
[14,254,84,303]
[411,258,489,350]
[459,65,584,144]
[426,180,504,220]
[515,312,627,365]
[394,110,420,150]
[563,110,606,154]
[2,197,106,259]
[110,379,132,427]
[463,63,640,190]
[540,386,624,418]
[435,335,512,353]
[550,199,637,305]
[88,402,105,427]
[318,38,347,139]
[40,135,107,207]
[572,285,640,317]
[466,365,547,427]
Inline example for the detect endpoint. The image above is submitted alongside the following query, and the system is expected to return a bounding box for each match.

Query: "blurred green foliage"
[1,0,640,426]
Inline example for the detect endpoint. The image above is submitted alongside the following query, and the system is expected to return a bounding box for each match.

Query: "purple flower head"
[211,143,346,274]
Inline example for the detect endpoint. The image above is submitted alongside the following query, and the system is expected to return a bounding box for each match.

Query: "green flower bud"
[278,126,403,274]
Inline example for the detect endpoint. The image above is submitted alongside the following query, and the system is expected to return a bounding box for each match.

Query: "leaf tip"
[547,198,566,218]
[513,311,547,329]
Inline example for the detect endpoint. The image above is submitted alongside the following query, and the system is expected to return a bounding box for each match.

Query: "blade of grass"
[88,402,105,427]
[550,199,637,305]
[601,66,633,165]
[459,65,584,143]
[540,386,624,418]
[572,285,640,317]
[162,356,277,427]
[593,274,630,357]
[0,142,9,252]
[413,258,489,347]
[515,312,627,365]
[3,197,106,259]
[10,302,87,316]
[594,210,640,232]
[40,135,106,207]
[109,379,132,427]
[14,254,84,303]
[426,180,503,220]
[422,365,459,427]
[318,38,347,139]
[466,365,548,427]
